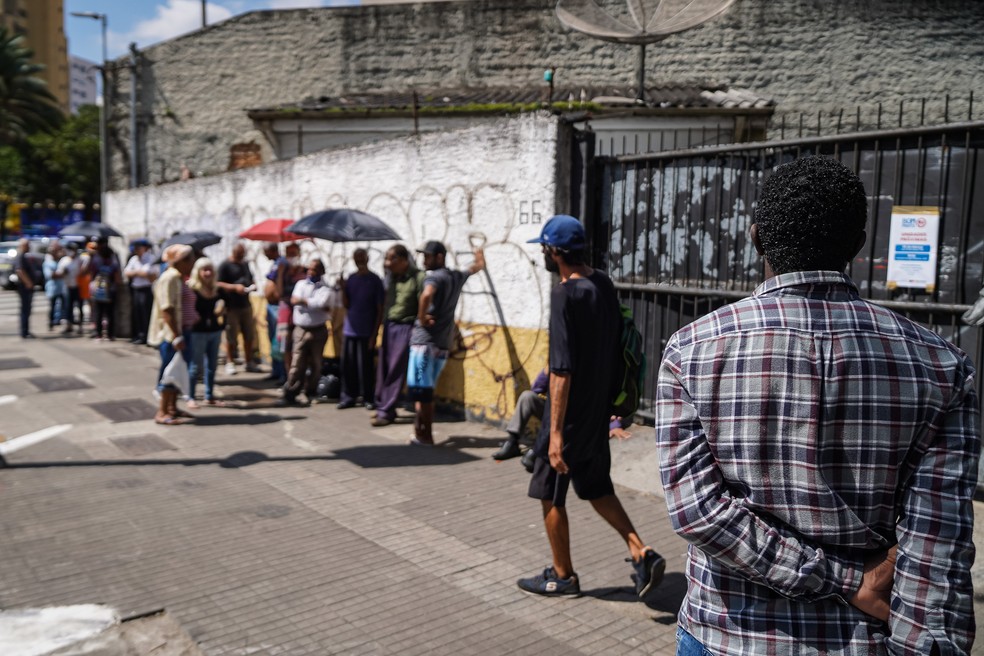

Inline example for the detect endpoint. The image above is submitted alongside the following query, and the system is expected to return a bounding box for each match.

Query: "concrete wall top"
[107,0,984,188]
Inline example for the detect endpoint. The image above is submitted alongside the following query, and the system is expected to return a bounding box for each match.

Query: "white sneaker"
[224,362,237,375]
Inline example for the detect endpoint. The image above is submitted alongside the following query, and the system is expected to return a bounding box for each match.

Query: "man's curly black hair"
[753,156,868,275]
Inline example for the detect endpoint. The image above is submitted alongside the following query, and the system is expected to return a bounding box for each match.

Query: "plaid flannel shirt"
[655,271,979,655]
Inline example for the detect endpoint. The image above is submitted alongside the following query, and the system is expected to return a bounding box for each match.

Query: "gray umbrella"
[162,230,222,252]
[58,221,122,239]
[286,209,401,243]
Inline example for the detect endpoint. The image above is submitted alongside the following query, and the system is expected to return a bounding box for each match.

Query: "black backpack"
[611,304,646,419]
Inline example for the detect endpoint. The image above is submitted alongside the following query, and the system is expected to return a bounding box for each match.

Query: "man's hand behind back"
[849,545,897,622]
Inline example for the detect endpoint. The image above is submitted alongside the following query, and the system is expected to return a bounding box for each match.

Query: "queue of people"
[12,154,980,656]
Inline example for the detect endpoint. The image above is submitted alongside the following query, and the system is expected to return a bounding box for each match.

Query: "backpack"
[611,304,646,419]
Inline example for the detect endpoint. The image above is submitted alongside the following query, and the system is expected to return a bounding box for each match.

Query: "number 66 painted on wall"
[518,200,544,225]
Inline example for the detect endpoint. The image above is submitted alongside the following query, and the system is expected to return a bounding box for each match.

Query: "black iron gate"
[588,121,984,432]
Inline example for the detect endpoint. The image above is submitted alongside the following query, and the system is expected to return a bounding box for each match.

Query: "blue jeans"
[677,628,714,656]
[267,304,285,381]
[157,341,178,392]
[190,330,221,401]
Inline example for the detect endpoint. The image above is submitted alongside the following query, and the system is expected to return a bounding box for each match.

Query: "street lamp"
[70,11,107,218]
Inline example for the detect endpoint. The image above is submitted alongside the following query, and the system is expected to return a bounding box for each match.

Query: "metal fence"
[588,121,984,428]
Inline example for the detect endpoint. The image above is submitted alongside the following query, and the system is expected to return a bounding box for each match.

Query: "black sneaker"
[630,549,666,601]
[517,566,580,597]
[492,437,521,460]
[520,449,536,473]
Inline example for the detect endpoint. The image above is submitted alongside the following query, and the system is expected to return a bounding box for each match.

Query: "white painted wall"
[105,113,561,332]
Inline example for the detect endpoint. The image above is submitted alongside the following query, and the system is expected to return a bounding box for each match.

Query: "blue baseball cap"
[526,214,586,250]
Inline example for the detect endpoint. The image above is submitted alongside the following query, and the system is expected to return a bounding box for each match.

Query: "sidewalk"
[0,295,686,655]
[1,292,982,655]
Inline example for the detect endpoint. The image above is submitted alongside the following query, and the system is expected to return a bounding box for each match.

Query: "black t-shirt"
[217,260,253,309]
[536,269,621,463]
[191,292,223,333]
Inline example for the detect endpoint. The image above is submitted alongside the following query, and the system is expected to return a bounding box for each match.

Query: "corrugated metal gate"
[586,121,984,435]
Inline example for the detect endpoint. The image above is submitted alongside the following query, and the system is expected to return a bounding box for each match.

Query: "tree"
[0,27,63,145]
[24,105,100,207]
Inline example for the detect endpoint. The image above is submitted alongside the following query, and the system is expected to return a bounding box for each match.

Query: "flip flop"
[154,415,186,426]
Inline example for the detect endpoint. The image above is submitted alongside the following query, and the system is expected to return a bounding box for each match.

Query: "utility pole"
[202,0,207,28]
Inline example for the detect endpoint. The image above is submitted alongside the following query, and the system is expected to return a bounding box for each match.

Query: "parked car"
[0,238,52,290]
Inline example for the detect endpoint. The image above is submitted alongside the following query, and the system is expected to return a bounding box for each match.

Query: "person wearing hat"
[148,244,196,425]
[407,239,485,444]
[124,238,157,344]
[516,214,665,602]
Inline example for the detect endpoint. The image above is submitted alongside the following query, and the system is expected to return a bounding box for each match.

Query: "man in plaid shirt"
[656,156,979,655]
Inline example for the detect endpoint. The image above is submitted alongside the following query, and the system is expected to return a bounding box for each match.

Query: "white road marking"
[0,395,16,406]
[0,424,72,455]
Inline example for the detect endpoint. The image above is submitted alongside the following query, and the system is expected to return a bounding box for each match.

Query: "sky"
[65,0,360,64]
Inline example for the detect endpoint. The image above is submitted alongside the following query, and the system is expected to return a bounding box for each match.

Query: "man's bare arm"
[548,371,571,474]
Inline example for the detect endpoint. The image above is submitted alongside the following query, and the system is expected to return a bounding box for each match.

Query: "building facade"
[0,0,69,112]
[69,55,97,114]
[105,0,984,191]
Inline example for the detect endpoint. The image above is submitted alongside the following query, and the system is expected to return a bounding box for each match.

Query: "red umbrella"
[238,218,305,243]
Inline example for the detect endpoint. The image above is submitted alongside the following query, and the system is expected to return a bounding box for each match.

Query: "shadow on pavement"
[332,444,480,468]
[442,435,505,449]
[583,571,686,617]
[189,413,305,426]
[3,450,336,469]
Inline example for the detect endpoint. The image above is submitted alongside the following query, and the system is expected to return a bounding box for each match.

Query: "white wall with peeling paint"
[105,113,561,332]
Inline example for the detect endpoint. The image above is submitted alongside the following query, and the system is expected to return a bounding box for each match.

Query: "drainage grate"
[111,434,176,457]
[87,399,157,423]
[0,358,39,371]
[28,375,94,393]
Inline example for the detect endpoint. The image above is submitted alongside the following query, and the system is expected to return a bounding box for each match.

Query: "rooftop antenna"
[556,0,737,102]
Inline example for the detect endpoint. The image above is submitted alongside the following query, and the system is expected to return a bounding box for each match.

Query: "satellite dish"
[556,0,737,99]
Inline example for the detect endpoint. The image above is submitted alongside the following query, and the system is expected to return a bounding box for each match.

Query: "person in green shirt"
[370,244,425,426]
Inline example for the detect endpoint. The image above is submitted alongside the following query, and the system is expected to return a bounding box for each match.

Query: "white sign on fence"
[886,206,940,293]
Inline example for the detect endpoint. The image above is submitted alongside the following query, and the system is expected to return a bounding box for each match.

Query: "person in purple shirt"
[337,248,384,409]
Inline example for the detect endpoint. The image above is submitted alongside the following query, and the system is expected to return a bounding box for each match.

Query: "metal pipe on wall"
[129,43,139,188]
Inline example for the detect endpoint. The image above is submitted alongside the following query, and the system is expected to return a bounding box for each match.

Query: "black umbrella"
[287,209,401,243]
[58,221,122,239]
[162,230,222,252]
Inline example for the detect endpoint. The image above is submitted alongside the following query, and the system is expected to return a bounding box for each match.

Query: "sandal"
[186,399,201,410]
[154,414,186,426]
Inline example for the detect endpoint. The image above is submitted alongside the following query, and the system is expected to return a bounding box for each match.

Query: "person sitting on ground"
[187,257,226,409]
[338,248,385,410]
[217,242,259,375]
[492,366,549,460]
[280,259,336,407]
[148,244,196,425]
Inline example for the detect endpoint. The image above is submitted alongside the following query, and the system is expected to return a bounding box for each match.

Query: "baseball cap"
[416,240,447,256]
[526,214,586,250]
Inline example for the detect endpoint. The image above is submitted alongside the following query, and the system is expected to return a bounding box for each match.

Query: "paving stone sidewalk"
[0,299,688,655]
[2,294,983,655]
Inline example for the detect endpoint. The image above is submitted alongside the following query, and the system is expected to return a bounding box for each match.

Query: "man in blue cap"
[517,214,665,602]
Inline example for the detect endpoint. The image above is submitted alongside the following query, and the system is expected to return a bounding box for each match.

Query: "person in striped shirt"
[656,156,979,655]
